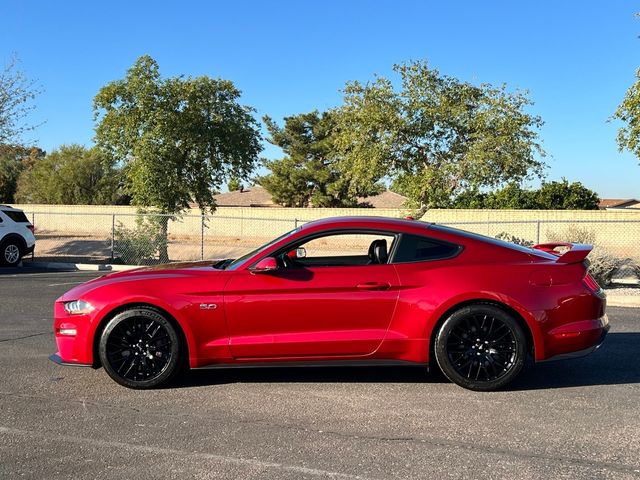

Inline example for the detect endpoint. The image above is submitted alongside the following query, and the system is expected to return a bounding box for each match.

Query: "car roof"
[301,216,432,231]
[431,224,557,260]
[0,205,22,211]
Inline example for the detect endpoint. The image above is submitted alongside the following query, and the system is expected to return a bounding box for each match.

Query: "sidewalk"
[604,287,640,308]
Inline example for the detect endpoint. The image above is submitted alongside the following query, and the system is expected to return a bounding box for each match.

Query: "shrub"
[633,262,640,281]
[585,253,626,287]
[545,226,623,287]
[113,216,165,265]
[495,232,534,247]
[546,225,596,245]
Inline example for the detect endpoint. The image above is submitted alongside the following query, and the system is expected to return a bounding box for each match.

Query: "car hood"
[58,261,227,302]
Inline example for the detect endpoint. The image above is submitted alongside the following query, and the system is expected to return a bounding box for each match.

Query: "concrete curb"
[605,295,640,308]
[24,261,142,272]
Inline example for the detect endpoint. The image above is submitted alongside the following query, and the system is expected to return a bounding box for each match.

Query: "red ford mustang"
[50,216,608,391]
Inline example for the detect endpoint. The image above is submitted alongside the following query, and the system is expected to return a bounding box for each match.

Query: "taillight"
[27,225,35,233]
[583,273,601,293]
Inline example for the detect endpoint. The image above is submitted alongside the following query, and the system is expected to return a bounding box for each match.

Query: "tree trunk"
[413,203,429,220]
[158,215,170,263]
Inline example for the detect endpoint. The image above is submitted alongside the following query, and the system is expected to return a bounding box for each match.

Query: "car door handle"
[356,282,391,291]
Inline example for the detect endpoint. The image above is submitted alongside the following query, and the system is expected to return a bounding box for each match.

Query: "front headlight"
[63,300,94,315]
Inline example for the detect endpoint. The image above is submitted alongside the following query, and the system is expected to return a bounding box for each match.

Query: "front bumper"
[52,301,96,366]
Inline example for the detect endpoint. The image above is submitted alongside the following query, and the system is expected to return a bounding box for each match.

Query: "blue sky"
[1,0,639,197]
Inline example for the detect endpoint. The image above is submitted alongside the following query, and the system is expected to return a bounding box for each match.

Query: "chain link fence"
[23,211,640,273]
[443,219,640,284]
[444,219,640,259]
[25,211,306,265]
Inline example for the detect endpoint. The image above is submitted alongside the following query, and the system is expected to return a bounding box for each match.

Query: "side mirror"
[251,257,279,273]
[286,247,307,259]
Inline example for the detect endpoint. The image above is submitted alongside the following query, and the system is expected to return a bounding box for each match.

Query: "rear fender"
[427,292,546,361]
[0,233,27,251]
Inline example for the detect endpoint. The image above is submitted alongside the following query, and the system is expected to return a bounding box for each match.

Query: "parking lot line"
[46,281,86,287]
[0,271,101,279]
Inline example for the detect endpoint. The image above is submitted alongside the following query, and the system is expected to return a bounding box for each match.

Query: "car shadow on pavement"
[509,332,640,391]
[174,365,449,389]
[173,333,640,391]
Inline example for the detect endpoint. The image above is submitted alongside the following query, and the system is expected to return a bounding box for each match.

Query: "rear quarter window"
[393,234,461,263]
[3,211,29,223]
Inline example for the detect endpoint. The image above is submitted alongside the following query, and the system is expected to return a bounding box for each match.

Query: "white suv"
[0,205,35,266]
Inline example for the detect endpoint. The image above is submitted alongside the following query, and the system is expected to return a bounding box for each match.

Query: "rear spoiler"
[532,243,593,264]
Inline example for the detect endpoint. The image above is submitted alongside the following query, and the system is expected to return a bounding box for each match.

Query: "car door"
[222,232,400,359]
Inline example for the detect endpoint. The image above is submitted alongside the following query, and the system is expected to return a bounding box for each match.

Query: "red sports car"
[50,216,608,391]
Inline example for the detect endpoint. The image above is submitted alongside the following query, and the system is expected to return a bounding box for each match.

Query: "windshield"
[224,226,301,270]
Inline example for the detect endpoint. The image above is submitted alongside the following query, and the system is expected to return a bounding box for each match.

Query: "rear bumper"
[49,353,92,368]
[23,244,34,255]
[541,315,609,362]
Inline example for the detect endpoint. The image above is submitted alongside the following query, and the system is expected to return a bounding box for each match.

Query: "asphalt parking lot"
[0,268,639,479]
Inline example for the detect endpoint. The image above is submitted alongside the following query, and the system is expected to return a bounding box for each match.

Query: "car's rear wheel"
[434,304,527,391]
[1,239,22,267]
[98,307,182,389]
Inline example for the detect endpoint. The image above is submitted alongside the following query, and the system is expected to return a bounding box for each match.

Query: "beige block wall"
[422,208,640,223]
[15,204,410,238]
[422,209,640,258]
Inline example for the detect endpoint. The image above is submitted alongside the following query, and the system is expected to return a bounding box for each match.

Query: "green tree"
[15,144,120,204]
[452,180,599,209]
[259,111,382,207]
[0,144,45,202]
[94,55,262,261]
[0,55,40,144]
[534,179,599,210]
[227,177,243,192]
[486,183,538,209]
[614,65,640,162]
[334,60,546,217]
[449,188,488,208]
[452,184,537,208]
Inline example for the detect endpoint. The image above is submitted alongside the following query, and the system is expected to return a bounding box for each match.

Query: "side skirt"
[192,359,428,371]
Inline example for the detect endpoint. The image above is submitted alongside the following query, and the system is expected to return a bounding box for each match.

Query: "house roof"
[598,198,640,209]
[207,186,407,208]
[213,186,276,207]
[358,190,407,208]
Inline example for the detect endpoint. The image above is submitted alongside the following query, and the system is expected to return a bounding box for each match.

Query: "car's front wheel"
[434,304,527,391]
[1,239,22,267]
[98,307,182,389]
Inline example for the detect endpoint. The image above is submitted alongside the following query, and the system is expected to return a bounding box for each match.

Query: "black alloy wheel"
[99,307,182,389]
[435,304,527,391]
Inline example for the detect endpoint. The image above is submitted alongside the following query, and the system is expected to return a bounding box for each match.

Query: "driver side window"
[284,232,396,268]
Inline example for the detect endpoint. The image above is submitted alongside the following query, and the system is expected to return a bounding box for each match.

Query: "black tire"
[0,239,22,267]
[98,307,183,389]
[434,304,527,391]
